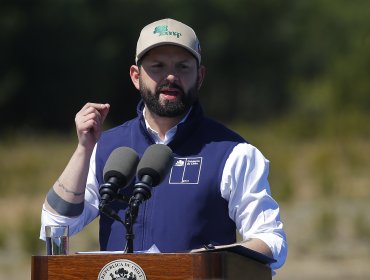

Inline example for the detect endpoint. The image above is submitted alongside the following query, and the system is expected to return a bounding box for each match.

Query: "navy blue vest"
[95,100,246,252]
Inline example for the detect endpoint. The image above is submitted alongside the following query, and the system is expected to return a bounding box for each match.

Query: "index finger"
[79,103,109,115]
[81,102,108,110]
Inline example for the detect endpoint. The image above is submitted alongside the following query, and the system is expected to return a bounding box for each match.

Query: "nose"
[165,73,178,83]
[163,64,180,84]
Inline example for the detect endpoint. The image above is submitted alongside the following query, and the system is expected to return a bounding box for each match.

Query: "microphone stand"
[99,183,132,251]
[123,198,141,253]
[123,175,153,253]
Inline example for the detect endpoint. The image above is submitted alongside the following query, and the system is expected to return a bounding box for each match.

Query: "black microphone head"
[103,147,140,187]
[137,144,174,186]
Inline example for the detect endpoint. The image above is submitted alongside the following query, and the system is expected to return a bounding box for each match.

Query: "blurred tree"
[287,0,370,119]
[0,0,369,133]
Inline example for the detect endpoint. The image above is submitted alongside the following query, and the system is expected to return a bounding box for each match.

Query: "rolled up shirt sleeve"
[220,143,288,270]
[40,147,101,240]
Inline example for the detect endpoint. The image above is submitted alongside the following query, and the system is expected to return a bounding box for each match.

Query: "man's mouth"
[159,87,181,100]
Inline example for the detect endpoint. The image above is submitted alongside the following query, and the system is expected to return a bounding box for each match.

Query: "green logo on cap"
[153,25,182,38]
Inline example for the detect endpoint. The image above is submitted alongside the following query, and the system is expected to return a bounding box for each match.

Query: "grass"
[231,113,370,202]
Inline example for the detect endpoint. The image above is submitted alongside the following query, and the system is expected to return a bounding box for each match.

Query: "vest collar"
[136,99,204,148]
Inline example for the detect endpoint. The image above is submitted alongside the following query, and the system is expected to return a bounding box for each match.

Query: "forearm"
[44,144,94,215]
[240,238,273,258]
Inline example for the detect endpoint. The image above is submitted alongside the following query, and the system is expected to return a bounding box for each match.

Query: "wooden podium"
[32,251,272,280]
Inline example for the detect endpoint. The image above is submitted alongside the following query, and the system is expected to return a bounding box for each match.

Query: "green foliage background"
[1,0,370,130]
[0,1,370,279]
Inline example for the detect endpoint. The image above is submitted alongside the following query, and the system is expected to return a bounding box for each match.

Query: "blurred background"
[1,0,369,279]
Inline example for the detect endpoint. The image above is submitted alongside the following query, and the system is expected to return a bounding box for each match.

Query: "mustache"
[157,82,183,92]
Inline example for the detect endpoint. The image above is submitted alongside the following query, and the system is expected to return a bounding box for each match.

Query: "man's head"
[130,19,205,118]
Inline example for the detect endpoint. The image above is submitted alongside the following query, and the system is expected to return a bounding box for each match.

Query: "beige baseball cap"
[135,18,201,65]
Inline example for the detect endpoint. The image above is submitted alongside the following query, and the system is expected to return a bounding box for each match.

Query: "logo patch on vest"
[169,157,202,184]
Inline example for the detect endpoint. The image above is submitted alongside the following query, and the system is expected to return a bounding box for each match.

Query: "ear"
[130,65,140,90]
[197,65,206,90]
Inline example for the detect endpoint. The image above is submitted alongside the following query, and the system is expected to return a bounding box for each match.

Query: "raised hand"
[75,102,110,150]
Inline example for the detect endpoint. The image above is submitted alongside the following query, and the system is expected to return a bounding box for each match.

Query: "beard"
[139,78,199,117]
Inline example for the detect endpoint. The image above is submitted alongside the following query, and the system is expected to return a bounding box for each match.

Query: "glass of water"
[45,225,69,255]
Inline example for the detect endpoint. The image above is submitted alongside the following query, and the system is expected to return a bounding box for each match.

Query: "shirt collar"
[143,107,192,145]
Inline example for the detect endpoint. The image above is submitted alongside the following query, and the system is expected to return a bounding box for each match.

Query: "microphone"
[133,144,174,203]
[99,147,139,212]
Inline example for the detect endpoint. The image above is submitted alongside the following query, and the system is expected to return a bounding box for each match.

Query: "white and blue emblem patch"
[169,157,202,184]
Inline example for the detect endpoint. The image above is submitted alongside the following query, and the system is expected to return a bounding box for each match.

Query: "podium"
[32,251,272,280]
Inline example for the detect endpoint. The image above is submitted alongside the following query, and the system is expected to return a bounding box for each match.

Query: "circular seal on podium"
[98,259,147,280]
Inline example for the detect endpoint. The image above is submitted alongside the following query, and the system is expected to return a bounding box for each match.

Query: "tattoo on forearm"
[57,178,85,196]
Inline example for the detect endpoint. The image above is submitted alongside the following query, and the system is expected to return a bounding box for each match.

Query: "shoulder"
[200,117,247,143]
[227,142,270,170]
[231,142,269,161]
[224,142,270,183]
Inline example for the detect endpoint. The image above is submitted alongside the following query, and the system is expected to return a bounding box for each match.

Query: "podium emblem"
[98,259,147,280]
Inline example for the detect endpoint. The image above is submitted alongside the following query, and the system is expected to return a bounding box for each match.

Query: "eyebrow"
[177,59,193,64]
[148,58,194,65]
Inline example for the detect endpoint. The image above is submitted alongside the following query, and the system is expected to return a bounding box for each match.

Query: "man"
[40,18,287,270]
